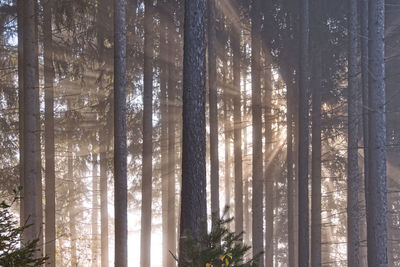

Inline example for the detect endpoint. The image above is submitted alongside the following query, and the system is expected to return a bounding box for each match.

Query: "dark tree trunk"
[347,0,360,266]
[251,0,264,266]
[141,1,154,266]
[114,0,128,265]
[179,0,207,264]
[298,0,310,265]
[22,0,38,244]
[366,0,387,265]
[311,1,322,265]
[43,0,56,264]
[208,0,220,228]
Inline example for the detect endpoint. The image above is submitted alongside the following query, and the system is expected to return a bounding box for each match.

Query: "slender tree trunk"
[311,2,322,265]
[17,0,24,228]
[347,0,360,266]
[251,0,264,266]
[33,1,43,254]
[366,0,387,266]
[223,53,231,216]
[99,130,109,267]
[114,0,128,265]
[141,1,154,266]
[232,18,243,236]
[67,117,77,267]
[22,0,38,244]
[43,0,56,264]
[360,3,369,262]
[167,9,177,267]
[96,0,109,265]
[159,3,169,266]
[92,152,99,267]
[298,0,310,265]
[179,0,207,264]
[264,52,273,267]
[287,78,295,267]
[208,0,220,227]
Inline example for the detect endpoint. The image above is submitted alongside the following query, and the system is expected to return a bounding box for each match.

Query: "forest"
[0,0,396,266]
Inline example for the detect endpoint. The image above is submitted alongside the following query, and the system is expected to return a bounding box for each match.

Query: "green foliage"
[174,208,261,267]
[0,190,47,267]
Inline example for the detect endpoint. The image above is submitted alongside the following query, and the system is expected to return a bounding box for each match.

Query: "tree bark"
[22,0,38,244]
[311,1,322,265]
[141,1,154,266]
[298,0,310,265]
[347,0,360,266]
[179,0,207,264]
[114,0,128,265]
[43,0,56,264]
[207,0,220,228]
[366,0,387,266]
[251,0,264,266]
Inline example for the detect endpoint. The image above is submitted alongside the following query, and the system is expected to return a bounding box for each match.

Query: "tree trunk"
[67,116,77,267]
[264,52,273,267]
[43,0,56,264]
[208,0,220,227]
[96,0,109,265]
[298,0,310,265]
[92,152,99,267]
[232,16,243,236]
[251,0,264,266]
[114,0,128,265]
[347,0,360,266]
[22,0,38,244]
[167,8,177,267]
[311,1,322,265]
[223,51,231,217]
[141,1,154,266]
[366,0,387,266]
[159,3,169,266]
[179,0,207,264]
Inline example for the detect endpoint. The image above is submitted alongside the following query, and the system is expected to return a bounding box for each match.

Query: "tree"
[298,0,310,265]
[347,0,360,266]
[43,0,56,265]
[231,0,243,237]
[141,1,154,266]
[179,0,207,264]
[22,0,38,245]
[208,0,220,229]
[114,0,128,266]
[167,4,178,266]
[311,0,322,265]
[251,0,264,266]
[366,0,387,265]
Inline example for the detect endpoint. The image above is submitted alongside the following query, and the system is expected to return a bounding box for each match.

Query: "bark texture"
[347,0,360,266]
[179,0,207,264]
[298,0,310,265]
[114,0,128,265]
[366,0,387,266]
